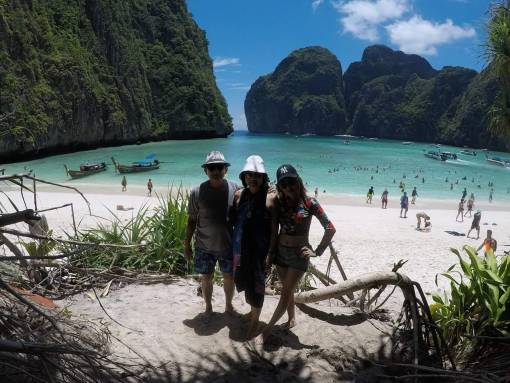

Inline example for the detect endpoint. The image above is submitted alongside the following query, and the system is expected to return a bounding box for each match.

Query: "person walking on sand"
[416,212,430,230]
[184,151,240,315]
[464,193,475,217]
[260,164,335,344]
[381,188,388,209]
[477,229,497,257]
[121,176,127,192]
[366,186,374,204]
[456,199,465,222]
[232,155,275,339]
[400,192,409,218]
[467,210,482,239]
[147,178,153,196]
[411,187,418,204]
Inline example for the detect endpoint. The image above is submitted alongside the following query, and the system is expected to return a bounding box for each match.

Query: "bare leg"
[223,272,235,313]
[261,268,304,341]
[246,306,262,339]
[201,273,213,314]
[276,266,295,325]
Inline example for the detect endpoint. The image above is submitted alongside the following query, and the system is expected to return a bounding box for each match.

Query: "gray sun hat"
[239,155,269,187]
[201,151,231,168]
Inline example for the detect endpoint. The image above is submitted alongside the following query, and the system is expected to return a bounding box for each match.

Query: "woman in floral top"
[261,164,335,343]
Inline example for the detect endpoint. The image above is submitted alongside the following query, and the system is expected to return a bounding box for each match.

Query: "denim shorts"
[273,245,310,272]
[194,248,233,274]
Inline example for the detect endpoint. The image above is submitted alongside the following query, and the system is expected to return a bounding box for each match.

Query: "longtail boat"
[486,157,510,167]
[64,162,107,179]
[111,154,160,173]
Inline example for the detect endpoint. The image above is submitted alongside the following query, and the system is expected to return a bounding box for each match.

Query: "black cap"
[276,164,299,184]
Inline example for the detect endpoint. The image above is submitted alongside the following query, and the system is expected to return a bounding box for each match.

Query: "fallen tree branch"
[0,228,145,249]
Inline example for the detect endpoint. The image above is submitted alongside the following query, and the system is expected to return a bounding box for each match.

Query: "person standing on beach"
[147,179,153,196]
[411,187,418,204]
[314,187,318,198]
[381,188,388,209]
[464,193,475,217]
[261,164,335,343]
[121,176,127,192]
[467,210,482,239]
[184,151,239,315]
[366,186,374,204]
[477,230,497,257]
[456,199,465,222]
[232,155,275,338]
[400,192,408,218]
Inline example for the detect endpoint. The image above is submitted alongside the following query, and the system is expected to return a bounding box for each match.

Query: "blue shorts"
[194,249,233,274]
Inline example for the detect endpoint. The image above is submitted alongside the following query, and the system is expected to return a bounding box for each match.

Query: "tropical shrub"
[431,245,510,351]
[73,187,190,274]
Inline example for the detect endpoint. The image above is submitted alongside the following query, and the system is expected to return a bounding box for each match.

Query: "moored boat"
[111,154,160,173]
[402,141,413,145]
[442,152,458,160]
[64,162,107,179]
[424,151,447,161]
[460,149,477,156]
[486,157,510,167]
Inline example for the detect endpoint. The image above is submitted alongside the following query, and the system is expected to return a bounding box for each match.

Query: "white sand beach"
[2,184,509,380]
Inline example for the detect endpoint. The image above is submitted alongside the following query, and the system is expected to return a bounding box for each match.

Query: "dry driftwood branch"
[295,272,413,304]
[0,277,60,331]
[0,209,40,227]
[0,227,145,249]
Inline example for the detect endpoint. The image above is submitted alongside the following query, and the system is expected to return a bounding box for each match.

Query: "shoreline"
[4,181,510,211]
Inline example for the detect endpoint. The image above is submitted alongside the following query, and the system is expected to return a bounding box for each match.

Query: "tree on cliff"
[487,0,510,136]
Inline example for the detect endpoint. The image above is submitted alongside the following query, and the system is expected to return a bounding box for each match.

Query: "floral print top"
[279,197,335,235]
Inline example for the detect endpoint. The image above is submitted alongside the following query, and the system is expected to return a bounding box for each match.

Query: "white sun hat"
[239,155,269,185]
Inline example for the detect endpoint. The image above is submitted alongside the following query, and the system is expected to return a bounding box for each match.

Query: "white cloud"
[386,16,476,55]
[312,0,324,12]
[333,0,409,41]
[213,57,240,68]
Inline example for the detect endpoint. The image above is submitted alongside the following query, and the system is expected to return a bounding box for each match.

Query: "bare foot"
[225,304,240,316]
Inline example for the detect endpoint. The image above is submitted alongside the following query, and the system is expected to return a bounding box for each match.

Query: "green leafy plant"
[431,245,510,351]
[74,186,190,274]
[20,230,57,258]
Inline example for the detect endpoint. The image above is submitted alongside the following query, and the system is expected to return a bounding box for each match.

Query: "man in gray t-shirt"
[184,151,240,315]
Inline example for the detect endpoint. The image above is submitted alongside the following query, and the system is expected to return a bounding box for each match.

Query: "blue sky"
[186,0,491,130]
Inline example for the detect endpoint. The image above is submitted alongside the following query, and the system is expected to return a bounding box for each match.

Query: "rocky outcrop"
[0,0,232,161]
[244,47,347,135]
[245,44,508,150]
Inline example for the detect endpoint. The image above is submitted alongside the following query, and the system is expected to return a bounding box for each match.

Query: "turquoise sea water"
[3,132,510,201]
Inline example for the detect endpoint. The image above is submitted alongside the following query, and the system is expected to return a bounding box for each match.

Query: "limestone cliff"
[244,46,346,135]
[0,0,232,161]
[245,44,508,150]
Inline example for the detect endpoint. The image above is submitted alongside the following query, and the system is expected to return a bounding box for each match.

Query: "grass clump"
[73,187,190,275]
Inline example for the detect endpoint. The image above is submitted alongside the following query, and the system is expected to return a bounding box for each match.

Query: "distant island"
[0,0,232,162]
[245,45,507,151]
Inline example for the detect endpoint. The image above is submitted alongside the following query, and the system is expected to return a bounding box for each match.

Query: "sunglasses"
[206,164,226,172]
[279,178,297,188]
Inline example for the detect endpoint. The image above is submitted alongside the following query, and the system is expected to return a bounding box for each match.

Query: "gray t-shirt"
[188,180,239,255]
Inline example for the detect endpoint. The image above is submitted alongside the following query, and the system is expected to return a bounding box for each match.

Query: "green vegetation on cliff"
[245,46,346,135]
[246,44,509,151]
[0,0,232,160]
